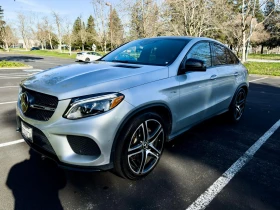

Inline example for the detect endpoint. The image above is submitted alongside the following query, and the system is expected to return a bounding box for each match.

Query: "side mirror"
[181,58,206,73]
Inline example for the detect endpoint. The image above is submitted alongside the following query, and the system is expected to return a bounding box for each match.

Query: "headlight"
[63,93,124,120]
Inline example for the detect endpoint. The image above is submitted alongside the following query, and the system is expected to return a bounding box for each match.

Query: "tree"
[255,0,265,22]
[162,0,232,37]
[236,0,279,61]
[0,6,5,46]
[79,21,87,51]
[92,0,109,52]
[0,6,3,20]
[108,9,124,49]
[72,17,82,48]
[72,16,88,51]
[63,20,73,55]
[0,25,17,51]
[263,0,280,50]
[17,13,31,50]
[43,17,54,49]
[129,0,161,39]
[250,22,270,48]
[53,12,63,52]
[86,15,97,49]
[30,16,48,50]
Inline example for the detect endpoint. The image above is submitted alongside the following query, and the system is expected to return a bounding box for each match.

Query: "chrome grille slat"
[21,87,58,121]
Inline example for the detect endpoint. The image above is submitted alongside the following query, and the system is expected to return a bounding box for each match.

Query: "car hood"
[22,62,168,100]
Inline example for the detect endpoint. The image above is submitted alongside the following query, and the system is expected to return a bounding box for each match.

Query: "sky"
[1,0,120,23]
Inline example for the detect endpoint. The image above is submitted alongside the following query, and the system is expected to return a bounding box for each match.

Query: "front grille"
[67,135,101,156]
[21,87,58,121]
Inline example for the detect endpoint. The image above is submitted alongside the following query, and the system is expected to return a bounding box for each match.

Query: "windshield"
[101,38,190,66]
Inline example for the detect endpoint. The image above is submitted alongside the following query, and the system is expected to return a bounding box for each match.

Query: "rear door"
[176,41,217,131]
[211,43,239,112]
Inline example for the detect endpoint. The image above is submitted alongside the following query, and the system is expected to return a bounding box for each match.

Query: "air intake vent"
[67,136,101,156]
[113,64,140,69]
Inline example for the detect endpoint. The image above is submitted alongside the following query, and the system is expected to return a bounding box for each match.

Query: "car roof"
[138,36,222,45]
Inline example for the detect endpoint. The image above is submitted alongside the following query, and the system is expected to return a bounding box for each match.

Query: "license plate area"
[21,122,33,143]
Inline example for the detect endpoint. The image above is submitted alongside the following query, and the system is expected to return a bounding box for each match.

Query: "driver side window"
[187,42,211,68]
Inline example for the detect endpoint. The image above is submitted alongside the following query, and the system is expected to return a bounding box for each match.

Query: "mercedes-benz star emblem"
[20,92,29,113]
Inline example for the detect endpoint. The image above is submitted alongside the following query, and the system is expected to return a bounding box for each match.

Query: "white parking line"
[35,60,58,65]
[0,86,18,89]
[24,69,43,72]
[0,76,28,78]
[0,101,17,105]
[0,77,24,79]
[0,139,24,148]
[249,77,268,83]
[0,73,30,76]
[186,119,280,210]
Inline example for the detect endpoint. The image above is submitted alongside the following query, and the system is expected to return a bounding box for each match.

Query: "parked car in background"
[76,51,102,62]
[17,36,248,180]
[30,47,40,51]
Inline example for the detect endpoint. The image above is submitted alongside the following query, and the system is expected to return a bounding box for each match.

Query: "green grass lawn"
[8,49,77,59]
[0,60,27,68]
[1,49,107,59]
[248,54,280,60]
[244,62,280,76]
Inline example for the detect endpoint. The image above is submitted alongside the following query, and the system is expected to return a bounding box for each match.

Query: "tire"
[228,87,247,122]
[85,58,90,62]
[113,112,167,180]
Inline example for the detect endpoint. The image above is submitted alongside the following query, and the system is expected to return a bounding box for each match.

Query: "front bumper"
[16,98,134,170]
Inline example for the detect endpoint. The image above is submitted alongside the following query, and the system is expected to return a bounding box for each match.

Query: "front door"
[176,41,217,132]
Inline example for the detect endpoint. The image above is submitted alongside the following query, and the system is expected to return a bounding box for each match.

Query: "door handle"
[233,72,239,76]
[210,74,217,80]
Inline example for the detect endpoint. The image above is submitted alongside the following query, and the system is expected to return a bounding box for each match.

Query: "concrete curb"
[0,65,33,70]
[249,74,280,78]
[247,59,280,63]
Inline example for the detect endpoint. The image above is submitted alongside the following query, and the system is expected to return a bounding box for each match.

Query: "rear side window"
[187,42,211,67]
[212,43,227,66]
[226,49,239,64]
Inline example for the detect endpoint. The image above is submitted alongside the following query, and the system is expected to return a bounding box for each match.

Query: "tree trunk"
[48,34,53,49]
[23,40,28,51]
[242,30,246,62]
[5,42,9,52]
[82,44,84,51]
[58,40,62,52]
[69,45,71,55]
[261,45,264,54]
[236,45,240,58]
[104,40,107,53]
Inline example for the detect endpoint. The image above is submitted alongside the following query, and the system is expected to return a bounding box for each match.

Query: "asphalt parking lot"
[0,54,279,210]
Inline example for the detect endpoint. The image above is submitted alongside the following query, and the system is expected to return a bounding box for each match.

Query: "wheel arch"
[230,82,248,107]
[110,103,173,164]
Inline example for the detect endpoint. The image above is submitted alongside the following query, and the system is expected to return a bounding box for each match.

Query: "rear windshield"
[101,38,190,66]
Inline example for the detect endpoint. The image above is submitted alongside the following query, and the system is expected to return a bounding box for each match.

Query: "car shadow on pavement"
[6,149,66,210]
[0,56,43,62]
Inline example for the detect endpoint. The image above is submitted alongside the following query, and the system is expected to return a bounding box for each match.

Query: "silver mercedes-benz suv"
[17,37,248,179]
